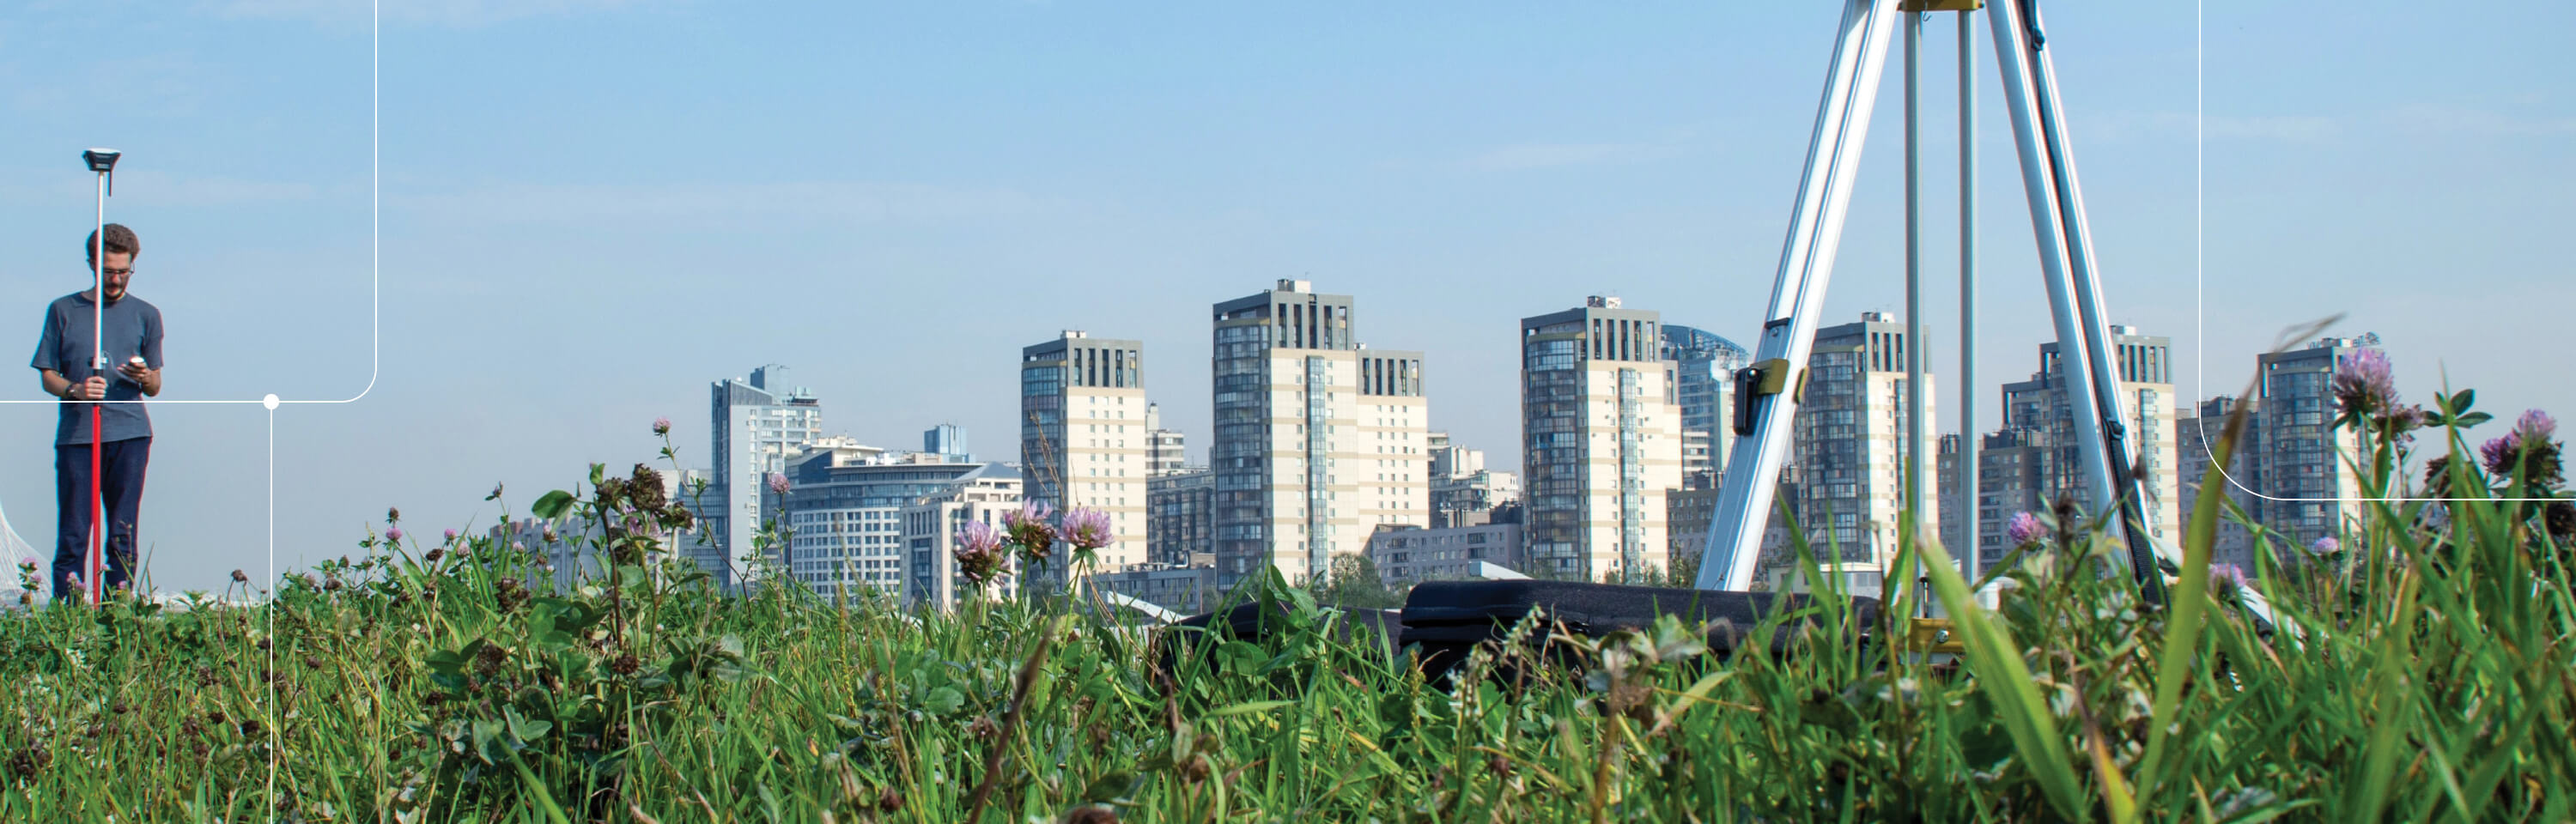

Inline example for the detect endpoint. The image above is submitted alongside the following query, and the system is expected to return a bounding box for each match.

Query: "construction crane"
[1693,0,2167,604]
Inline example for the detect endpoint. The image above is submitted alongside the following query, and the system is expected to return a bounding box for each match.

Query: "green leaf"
[1080,772,1140,804]
[532,490,576,519]
[924,686,964,716]
[505,706,553,743]
[470,719,504,765]
[2455,411,2493,428]
[2453,389,2476,415]
[1286,586,1317,616]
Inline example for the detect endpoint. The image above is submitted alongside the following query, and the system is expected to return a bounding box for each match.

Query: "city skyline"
[1,3,2567,594]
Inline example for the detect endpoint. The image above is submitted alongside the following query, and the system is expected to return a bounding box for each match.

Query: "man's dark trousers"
[53,436,149,601]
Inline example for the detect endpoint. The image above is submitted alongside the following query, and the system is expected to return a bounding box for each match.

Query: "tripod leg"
[1696,0,1904,592]
[1986,0,2166,598]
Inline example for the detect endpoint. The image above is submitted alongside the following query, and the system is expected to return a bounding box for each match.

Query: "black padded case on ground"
[1153,603,1405,678]
[1399,579,1882,683]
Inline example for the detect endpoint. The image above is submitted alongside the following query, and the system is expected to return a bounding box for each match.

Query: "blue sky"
[1,1,2568,593]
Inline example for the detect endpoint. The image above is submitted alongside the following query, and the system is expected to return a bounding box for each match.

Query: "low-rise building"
[1085,563,1219,615]
[1364,522,1526,586]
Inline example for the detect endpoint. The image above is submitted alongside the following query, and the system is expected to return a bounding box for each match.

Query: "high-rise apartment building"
[1145,403,1188,476]
[1428,432,1522,530]
[1521,296,1685,584]
[2251,337,2371,548]
[708,366,822,589]
[1986,326,2180,560]
[922,424,969,461]
[1665,484,1723,579]
[1662,324,1752,490]
[1936,433,1963,553]
[1147,466,1215,566]
[900,466,1024,610]
[2176,396,2261,570]
[1768,312,1939,596]
[1020,331,1151,583]
[1210,280,1430,590]
[1966,427,2049,568]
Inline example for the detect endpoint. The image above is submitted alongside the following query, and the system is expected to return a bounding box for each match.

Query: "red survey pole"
[90,407,101,605]
[82,148,119,606]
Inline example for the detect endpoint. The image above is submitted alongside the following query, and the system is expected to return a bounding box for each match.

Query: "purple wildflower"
[2331,348,2397,417]
[2005,512,2044,545]
[2208,563,2249,593]
[2515,409,2557,443]
[767,472,791,496]
[1004,500,1058,561]
[952,520,1006,589]
[443,529,459,542]
[652,416,672,436]
[385,527,404,543]
[1061,507,1115,552]
[2380,403,2429,439]
[2482,436,2518,476]
[2482,409,2565,483]
[2309,535,2338,554]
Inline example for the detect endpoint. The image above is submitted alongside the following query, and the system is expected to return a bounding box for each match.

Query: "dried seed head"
[630,464,667,510]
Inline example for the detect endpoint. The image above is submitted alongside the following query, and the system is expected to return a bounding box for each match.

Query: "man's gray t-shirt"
[30,291,163,446]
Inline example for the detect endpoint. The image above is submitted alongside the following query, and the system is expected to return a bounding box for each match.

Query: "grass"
[1,398,2572,822]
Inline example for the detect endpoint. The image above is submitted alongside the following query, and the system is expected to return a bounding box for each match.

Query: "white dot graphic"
[263,393,280,410]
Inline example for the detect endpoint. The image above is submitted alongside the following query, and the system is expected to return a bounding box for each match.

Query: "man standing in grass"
[30,223,162,602]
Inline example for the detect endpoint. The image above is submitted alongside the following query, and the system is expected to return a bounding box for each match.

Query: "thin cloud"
[1462,141,1681,172]
[0,169,327,207]
[6,52,216,117]
[209,0,658,27]
[2388,104,2576,137]
[397,180,1063,227]
[2084,111,2338,143]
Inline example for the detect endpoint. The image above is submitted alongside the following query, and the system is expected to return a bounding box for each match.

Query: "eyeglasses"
[100,267,131,276]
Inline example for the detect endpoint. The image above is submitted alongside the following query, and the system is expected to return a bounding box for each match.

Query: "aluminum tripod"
[1692,0,2166,603]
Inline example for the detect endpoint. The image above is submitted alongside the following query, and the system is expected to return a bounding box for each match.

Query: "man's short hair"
[86,223,139,264]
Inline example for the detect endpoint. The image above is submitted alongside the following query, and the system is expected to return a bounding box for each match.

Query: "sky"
[0,1,2568,594]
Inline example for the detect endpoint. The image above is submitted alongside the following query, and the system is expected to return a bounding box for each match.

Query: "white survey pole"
[1957,9,1981,588]
[1986,0,2160,596]
[1694,0,1905,592]
[1903,9,1927,610]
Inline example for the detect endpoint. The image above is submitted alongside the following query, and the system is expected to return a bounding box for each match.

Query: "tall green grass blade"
[1910,533,2087,820]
